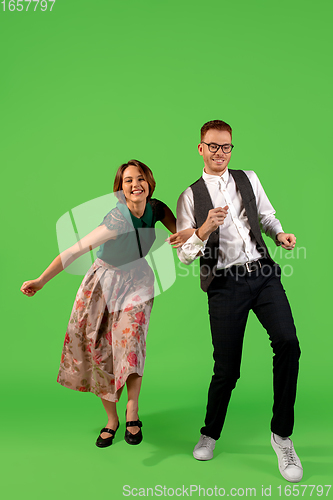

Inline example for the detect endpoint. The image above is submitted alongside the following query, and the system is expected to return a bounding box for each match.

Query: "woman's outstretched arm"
[160,205,195,248]
[21,225,117,297]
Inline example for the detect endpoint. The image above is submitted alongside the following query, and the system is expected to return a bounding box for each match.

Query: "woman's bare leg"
[126,374,142,434]
[100,387,123,438]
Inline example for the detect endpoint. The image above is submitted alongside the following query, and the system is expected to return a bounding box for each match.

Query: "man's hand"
[276,232,296,250]
[196,206,228,241]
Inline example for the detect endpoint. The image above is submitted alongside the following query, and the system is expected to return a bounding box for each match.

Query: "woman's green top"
[96,198,166,268]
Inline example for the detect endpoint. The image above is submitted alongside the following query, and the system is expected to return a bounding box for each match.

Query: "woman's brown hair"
[113,160,156,202]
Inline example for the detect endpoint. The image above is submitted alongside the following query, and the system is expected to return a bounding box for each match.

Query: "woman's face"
[122,165,149,203]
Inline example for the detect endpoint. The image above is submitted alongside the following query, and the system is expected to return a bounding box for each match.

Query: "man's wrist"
[196,224,211,241]
[275,232,283,246]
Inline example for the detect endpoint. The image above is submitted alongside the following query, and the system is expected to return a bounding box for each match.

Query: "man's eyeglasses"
[202,142,234,154]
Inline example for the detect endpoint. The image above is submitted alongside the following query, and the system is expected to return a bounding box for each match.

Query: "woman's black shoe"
[125,411,143,445]
[96,421,119,448]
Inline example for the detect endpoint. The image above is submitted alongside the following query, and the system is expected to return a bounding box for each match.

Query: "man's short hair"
[201,120,232,141]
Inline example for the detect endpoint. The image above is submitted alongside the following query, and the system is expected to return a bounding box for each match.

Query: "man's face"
[198,129,233,176]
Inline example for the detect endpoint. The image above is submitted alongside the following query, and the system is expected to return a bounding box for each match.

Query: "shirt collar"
[140,201,153,227]
[116,200,153,228]
[202,168,229,186]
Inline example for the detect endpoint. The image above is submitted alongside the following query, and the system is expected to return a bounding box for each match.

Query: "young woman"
[21,160,193,448]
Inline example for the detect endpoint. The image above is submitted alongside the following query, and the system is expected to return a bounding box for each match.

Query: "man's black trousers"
[200,261,300,440]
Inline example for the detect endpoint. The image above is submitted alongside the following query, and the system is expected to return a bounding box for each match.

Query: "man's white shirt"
[176,169,283,268]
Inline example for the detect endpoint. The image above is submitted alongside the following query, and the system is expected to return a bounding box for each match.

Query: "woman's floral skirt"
[57,258,154,401]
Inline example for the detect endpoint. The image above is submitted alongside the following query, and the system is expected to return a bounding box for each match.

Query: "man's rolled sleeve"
[260,215,283,242]
[177,231,207,265]
[247,171,284,243]
[176,188,207,264]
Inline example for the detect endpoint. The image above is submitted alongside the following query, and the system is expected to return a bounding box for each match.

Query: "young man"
[174,120,302,482]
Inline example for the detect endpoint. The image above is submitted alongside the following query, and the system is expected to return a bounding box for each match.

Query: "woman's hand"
[167,228,196,248]
[20,279,44,297]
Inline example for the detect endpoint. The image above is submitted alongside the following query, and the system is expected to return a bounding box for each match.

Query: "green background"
[1,0,332,498]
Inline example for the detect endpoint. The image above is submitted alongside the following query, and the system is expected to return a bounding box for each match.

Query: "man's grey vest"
[190,169,274,292]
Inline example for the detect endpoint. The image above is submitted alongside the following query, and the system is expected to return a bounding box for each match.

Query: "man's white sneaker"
[271,433,303,483]
[193,434,216,460]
